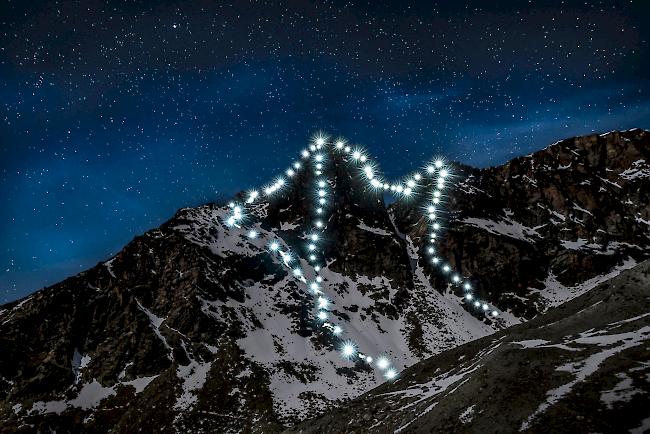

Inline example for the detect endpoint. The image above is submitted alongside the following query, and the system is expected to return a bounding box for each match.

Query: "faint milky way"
[1,0,649,301]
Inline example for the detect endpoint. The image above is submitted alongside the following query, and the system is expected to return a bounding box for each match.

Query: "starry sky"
[1,0,649,302]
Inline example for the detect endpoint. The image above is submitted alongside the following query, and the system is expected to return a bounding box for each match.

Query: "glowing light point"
[352,151,361,160]
[492,310,499,317]
[333,325,342,335]
[318,189,326,197]
[366,356,373,363]
[269,241,279,251]
[404,187,412,196]
[316,137,325,146]
[377,357,390,370]
[310,234,319,241]
[453,275,460,282]
[294,162,301,169]
[315,276,323,283]
[315,220,324,228]
[335,141,344,149]
[293,268,302,277]
[435,160,443,168]
[433,223,440,230]
[426,165,435,174]
[226,216,236,226]
[443,265,451,272]
[302,150,310,158]
[482,303,489,311]
[427,247,435,254]
[414,173,422,181]
[315,154,324,162]
[466,294,473,300]
[342,342,356,359]
[318,297,328,309]
[464,283,471,291]
[360,155,367,163]
[474,301,481,307]
[309,254,316,261]
[427,205,435,213]
[286,169,295,177]
[310,282,320,292]
[314,265,321,272]
[344,146,351,152]
[247,230,258,239]
[407,179,416,188]
[432,257,439,264]
[318,311,328,320]
[385,369,397,380]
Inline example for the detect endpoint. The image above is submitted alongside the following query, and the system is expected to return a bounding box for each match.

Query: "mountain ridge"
[1,129,649,432]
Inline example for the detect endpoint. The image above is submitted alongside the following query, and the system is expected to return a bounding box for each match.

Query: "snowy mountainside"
[0,129,649,433]
[292,259,650,433]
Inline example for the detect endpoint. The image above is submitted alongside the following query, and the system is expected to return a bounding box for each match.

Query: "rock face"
[291,259,650,434]
[0,129,649,433]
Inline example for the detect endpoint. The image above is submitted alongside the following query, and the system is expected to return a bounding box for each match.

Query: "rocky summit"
[1,129,649,433]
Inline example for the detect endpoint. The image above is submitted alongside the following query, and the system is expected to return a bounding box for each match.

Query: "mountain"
[290,259,650,433]
[1,129,649,433]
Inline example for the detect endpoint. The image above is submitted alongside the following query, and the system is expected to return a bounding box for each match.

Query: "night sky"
[1,1,649,302]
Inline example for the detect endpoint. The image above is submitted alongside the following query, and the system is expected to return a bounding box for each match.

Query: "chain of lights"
[222,133,499,380]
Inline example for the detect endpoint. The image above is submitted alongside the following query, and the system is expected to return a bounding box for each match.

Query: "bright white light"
[466,294,473,300]
[302,150,309,158]
[233,206,242,214]
[432,257,439,264]
[492,310,499,317]
[342,342,355,358]
[407,179,416,188]
[404,187,412,196]
[315,163,323,170]
[333,325,342,335]
[310,234,319,241]
[366,356,373,363]
[294,162,301,169]
[308,243,316,251]
[433,223,440,230]
[371,179,381,188]
[318,180,326,187]
[464,283,471,290]
[315,276,323,283]
[430,233,437,239]
[377,357,390,370]
[318,297,328,309]
[248,230,258,239]
[269,242,279,251]
[315,220,323,228]
[226,216,236,226]
[426,165,435,174]
[428,213,436,220]
[360,155,367,162]
[315,154,324,162]
[316,137,325,146]
[427,247,435,254]
[309,254,316,261]
[286,169,294,177]
[474,301,481,307]
[482,303,489,311]
[229,202,235,208]
[318,189,326,197]
[414,173,422,181]
[335,141,344,149]
[352,151,361,160]
[319,198,326,205]
[284,254,292,262]
[293,268,302,277]
[344,146,351,152]
[314,265,321,272]
[427,205,435,213]
[316,207,323,214]
[310,282,319,292]
[453,275,460,282]
[396,185,404,193]
[433,197,440,204]
[440,169,449,178]
[318,311,328,320]
[443,265,450,272]
[433,191,441,198]
[385,369,397,380]
[435,160,443,168]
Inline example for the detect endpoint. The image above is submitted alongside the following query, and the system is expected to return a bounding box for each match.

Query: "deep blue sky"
[1,0,649,302]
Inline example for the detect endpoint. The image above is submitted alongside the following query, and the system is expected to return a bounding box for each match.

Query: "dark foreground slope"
[291,260,650,433]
